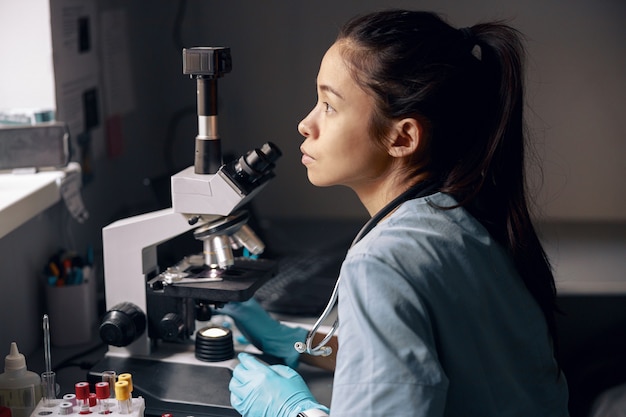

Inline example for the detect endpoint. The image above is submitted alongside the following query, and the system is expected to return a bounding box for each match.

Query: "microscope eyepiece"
[238,142,282,177]
[259,142,282,163]
[229,141,282,188]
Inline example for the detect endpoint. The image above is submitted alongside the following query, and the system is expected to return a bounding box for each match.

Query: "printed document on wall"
[49,0,101,145]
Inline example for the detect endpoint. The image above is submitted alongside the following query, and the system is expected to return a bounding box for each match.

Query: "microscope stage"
[148,257,278,303]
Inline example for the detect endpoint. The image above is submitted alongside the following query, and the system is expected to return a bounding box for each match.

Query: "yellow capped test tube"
[118,374,133,395]
[114,380,132,414]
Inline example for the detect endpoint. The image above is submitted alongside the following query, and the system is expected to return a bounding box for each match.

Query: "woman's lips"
[301,153,315,165]
[300,147,315,165]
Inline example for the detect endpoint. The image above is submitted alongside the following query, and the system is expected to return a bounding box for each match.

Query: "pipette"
[43,315,51,374]
[42,314,56,406]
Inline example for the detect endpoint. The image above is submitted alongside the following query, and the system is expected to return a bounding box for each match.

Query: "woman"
[224,9,570,417]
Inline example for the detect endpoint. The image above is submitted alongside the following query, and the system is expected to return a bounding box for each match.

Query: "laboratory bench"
[27,314,335,417]
[26,294,626,417]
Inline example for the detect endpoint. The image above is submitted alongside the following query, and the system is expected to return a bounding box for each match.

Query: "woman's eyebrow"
[319,84,345,100]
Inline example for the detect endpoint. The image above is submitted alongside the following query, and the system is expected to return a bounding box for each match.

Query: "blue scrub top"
[330,192,569,416]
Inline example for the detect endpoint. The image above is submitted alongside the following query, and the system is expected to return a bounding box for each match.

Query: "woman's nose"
[298,118,309,138]
[298,110,315,138]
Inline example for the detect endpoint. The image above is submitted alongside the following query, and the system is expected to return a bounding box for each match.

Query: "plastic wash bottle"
[0,342,42,417]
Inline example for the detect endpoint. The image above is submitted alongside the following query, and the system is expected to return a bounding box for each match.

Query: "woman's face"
[298,42,393,193]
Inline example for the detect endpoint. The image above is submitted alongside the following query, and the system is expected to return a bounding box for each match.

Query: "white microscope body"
[102,158,277,357]
[93,47,282,417]
[98,46,280,367]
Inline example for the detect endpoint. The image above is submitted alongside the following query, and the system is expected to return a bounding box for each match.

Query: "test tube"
[62,393,77,406]
[58,402,74,415]
[101,371,116,399]
[95,382,111,414]
[41,371,56,407]
[114,381,132,414]
[89,393,97,409]
[117,374,133,397]
[74,382,90,414]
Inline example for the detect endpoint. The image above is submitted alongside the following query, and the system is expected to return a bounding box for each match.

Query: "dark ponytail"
[337,10,559,355]
[460,23,559,353]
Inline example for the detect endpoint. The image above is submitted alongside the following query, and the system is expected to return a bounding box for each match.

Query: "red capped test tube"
[74,382,91,414]
[95,382,112,414]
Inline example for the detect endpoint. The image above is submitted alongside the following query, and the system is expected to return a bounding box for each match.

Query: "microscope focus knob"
[195,301,213,322]
[158,313,186,342]
[99,302,146,347]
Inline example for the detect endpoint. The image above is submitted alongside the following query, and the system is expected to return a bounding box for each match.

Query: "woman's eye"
[323,102,335,113]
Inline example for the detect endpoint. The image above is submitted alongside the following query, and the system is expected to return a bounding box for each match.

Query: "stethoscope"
[294,180,439,357]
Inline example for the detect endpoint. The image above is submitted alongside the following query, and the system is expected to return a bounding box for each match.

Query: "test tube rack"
[30,398,145,417]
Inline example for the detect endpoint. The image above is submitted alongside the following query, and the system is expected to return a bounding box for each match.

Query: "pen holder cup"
[45,269,97,347]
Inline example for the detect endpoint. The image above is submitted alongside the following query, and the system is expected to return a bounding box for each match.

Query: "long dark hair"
[337,10,559,353]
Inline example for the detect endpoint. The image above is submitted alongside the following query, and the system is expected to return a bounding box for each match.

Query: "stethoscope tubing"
[294,180,440,357]
[294,280,339,356]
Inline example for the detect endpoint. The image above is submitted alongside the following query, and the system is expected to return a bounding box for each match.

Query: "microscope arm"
[103,208,215,356]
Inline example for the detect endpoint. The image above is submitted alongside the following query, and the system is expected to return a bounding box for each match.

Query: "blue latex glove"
[230,352,329,417]
[218,299,307,368]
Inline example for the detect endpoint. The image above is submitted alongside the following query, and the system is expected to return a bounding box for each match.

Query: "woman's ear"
[387,118,421,158]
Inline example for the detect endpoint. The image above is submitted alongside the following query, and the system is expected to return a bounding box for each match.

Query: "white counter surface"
[0,168,67,238]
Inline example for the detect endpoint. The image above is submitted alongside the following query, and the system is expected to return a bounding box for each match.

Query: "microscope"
[89,47,280,417]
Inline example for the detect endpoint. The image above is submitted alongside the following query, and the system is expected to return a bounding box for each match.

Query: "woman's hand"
[229,352,329,417]
[217,299,307,368]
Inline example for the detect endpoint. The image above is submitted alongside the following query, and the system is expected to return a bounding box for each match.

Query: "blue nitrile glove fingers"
[229,352,329,417]
[218,299,308,368]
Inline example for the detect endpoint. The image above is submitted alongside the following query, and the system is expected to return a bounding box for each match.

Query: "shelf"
[0,166,71,239]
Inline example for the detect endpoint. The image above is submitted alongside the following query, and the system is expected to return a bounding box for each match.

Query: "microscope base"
[88,354,239,417]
